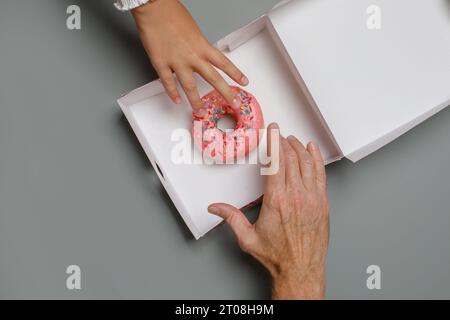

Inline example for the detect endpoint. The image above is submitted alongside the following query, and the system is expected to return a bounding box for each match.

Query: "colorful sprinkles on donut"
[192,86,264,163]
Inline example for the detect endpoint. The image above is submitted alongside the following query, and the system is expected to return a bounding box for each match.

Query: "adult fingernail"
[208,205,219,214]
[287,135,296,140]
[174,97,181,104]
[232,97,241,109]
[241,76,249,86]
[309,142,318,151]
[271,122,279,130]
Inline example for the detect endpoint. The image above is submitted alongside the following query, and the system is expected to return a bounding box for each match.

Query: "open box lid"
[267,0,450,161]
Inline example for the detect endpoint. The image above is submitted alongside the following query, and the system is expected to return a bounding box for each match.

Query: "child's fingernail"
[241,76,249,86]
[232,97,241,109]
[195,108,206,117]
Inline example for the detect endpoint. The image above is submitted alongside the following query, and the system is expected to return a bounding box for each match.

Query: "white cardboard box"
[118,0,450,239]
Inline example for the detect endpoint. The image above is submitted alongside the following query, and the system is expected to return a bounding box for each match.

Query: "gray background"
[0,0,449,299]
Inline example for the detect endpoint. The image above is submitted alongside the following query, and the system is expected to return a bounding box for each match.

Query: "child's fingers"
[175,68,203,115]
[194,62,240,109]
[208,48,248,87]
[157,67,181,104]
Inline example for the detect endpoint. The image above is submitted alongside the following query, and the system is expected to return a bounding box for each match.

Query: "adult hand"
[208,123,330,300]
[132,0,249,116]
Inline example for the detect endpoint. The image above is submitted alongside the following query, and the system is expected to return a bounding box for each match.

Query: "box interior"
[122,20,341,238]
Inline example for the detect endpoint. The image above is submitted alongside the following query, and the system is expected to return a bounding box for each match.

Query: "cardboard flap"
[268,0,450,161]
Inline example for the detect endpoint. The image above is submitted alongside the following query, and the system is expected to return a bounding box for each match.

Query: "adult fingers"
[175,68,203,115]
[194,62,240,109]
[307,142,327,192]
[208,48,248,87]
[281,137,302,190]
[157,67,181,104]
[287,136,315,190]
[208,203,258,252]
[265,123,285,193]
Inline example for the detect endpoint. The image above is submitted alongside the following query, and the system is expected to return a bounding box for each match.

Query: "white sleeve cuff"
[114,0,152,12]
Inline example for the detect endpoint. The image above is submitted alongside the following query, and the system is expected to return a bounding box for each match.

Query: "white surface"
[119,27,339,239]
[269,0,450,160]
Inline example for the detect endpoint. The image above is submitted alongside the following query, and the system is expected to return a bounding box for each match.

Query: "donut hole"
[217,114,237,132]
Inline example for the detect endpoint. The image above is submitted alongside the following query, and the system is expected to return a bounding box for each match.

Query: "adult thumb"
[208,203,256,249]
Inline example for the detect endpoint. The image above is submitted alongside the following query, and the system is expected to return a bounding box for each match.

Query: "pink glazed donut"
[193,86,264,163]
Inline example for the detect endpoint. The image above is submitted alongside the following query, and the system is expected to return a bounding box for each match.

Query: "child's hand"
[132,0,249,116]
